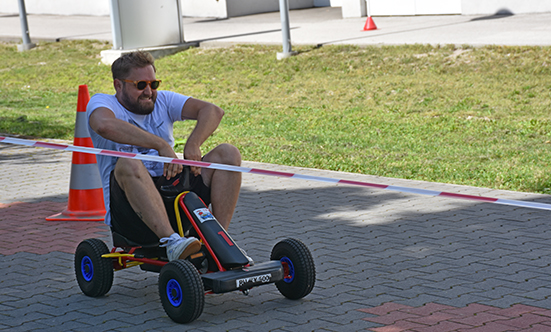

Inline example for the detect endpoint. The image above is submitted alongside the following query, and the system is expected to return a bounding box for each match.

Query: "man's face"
[116,65,157,115]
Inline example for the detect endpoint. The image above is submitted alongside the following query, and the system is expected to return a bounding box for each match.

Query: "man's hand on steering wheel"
[183,142,202,176]
[160,145,183,180]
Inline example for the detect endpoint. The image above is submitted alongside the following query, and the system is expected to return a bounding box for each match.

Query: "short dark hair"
[111,51,156,80]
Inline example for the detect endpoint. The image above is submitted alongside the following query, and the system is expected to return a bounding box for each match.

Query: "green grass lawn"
[1,40,550,193]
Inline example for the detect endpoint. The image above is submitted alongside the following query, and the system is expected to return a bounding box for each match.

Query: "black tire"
[271,238,316,300]
[159,260,205,324]
[74,238,114,297]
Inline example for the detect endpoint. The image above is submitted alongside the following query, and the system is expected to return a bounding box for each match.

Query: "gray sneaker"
[160,233,201,261]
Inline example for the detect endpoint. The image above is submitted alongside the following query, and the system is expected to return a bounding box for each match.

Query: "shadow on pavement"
[470,9,514,21]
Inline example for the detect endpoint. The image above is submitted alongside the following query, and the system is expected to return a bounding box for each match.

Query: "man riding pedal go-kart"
[74,51,315,323]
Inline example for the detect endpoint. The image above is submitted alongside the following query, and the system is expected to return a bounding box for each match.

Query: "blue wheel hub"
[167,279,183,307]
[81,256,94,282]
[281,257,295,283]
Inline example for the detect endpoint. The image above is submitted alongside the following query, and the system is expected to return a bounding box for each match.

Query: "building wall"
[370,0,461,16]
[227,0,314,17]
[461,0,551,15]
[2,0,110,15]
[314,0,342,6]
[369,0,551,16]
[2,0,549,17]
[181,0,316,18]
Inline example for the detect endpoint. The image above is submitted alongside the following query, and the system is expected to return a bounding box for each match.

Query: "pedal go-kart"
[74,174,316,324]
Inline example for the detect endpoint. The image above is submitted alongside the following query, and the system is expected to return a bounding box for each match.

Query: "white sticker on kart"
[236,273,272,288]
[193,208,215,223]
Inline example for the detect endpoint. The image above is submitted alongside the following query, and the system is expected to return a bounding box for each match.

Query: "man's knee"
[208,143,241,166]
[114,159,150,188]
[222,144,241,165]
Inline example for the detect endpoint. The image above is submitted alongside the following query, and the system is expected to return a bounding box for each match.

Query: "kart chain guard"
[180,192,250,270]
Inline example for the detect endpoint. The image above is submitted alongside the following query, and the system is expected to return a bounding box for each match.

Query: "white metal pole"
[17,0,35,51]
[277,0,297,60]
[109,0,123,49]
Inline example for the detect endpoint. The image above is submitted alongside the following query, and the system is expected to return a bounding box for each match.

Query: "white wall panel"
[416,0,461,15]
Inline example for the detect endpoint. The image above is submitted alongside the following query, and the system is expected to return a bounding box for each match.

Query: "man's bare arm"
[181,98,224,175]
[89,107,182,178]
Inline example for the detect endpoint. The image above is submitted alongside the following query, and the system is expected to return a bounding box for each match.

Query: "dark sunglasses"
[121,79,161,90]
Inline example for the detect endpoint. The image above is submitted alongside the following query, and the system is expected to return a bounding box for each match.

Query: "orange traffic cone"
[363,16,377,31]
[46,85,106,221]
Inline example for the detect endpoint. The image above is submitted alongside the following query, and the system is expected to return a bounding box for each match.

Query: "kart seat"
[111,231,159,249]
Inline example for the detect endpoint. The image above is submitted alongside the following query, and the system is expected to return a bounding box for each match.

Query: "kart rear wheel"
[271,238,315,300]
[159,260,204,323]
[75,238,114,297]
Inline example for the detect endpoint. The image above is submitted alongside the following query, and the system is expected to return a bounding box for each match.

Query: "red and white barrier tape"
[2,135,551,211]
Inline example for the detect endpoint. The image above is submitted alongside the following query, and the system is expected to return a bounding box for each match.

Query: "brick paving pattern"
[359,302,551,331]
[0,201,109,255]
[2,143,551,331]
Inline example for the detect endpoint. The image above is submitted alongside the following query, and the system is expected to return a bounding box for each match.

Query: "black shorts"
[109,167,211,245]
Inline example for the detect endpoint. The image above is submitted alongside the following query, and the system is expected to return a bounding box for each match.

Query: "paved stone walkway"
[1,141,551,331]
[360,302,551,331]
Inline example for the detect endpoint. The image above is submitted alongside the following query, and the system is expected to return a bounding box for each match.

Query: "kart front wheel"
[159,260,204,323]
[271,238,316,300]
[74,238,114,297]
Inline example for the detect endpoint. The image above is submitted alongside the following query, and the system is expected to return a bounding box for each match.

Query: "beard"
[120,90,157,115]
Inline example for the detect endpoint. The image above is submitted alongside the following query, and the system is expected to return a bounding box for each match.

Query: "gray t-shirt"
[86,91,190,226]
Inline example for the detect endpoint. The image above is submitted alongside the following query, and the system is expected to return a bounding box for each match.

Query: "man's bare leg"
[114,158,200,259]
[114,158,175,237]
[201,143,242,230]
